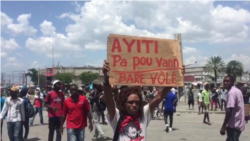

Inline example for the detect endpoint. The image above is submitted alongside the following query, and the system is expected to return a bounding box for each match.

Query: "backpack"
[99,100,106,111]
[25,98,35,118]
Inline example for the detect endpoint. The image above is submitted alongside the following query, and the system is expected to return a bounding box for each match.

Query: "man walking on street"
[30,87,44,126]
[220,75,245,141]
[0,86,25,141]
[89,84,108,140]
[60,84,93,141]
[162,90,177,132]
[202,83,211,125]
[45,80,65,141]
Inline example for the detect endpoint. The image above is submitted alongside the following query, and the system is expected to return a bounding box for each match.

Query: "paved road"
[2,111,250,141]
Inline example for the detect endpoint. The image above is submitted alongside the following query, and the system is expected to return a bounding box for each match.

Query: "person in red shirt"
[60,84,93,141]
[30,87,44,126]
[45,80,65,141]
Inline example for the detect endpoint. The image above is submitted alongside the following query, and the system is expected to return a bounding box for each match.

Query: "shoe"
[165,125,169,132]
[169,128,172,132]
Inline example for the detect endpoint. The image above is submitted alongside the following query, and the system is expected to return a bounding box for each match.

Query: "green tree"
[26,68,38,85]
[226,60,244,78]
[205,56,226,82]
[54,73,74,84]
[79,72,100,84]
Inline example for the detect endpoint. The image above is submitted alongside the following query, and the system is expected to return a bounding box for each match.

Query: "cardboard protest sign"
[107,34,184,86]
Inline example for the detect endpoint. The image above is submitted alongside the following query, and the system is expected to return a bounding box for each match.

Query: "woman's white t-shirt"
[106,104,152,141]
[197,93,202,102]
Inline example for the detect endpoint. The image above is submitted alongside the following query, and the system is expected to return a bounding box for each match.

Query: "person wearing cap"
[30,87,44,126]
[202,82,211,125]
[45,80,65,141]
[0,86,25,141]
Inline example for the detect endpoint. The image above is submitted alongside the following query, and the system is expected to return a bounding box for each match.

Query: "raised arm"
[149,87,171,113]
[102,60,116,121]
[149,66,185,113]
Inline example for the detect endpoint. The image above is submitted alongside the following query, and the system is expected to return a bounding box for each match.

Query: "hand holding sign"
[102,60,110,76]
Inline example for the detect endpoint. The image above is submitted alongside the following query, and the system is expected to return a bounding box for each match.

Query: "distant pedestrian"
[162,91,177,132]
[188,87,194,110]
[30,87,44,126]
[197,90,203,114]
[202,83,211,125]
[45,80,65,141]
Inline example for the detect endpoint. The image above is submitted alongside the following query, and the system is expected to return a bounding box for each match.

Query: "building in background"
[184,66,214,84]
[38,66,103,88]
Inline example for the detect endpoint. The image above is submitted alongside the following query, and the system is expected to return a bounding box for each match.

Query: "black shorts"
[188,99,194,105]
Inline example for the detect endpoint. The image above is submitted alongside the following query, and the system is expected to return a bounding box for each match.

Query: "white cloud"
[85,60,103,67]
[226,54,250,71]
[7,57,17,62]
[25,20,82,58]
[1,37,19,51]
[29,0,249,57]
[8,14,37,36]
[30,61,43,69]
[183,47,198,55]
[16,53,24,57]
[4,62,24,68]
[4,57,24,68]
[245,0,250,4]
[1,12,13,26]
[183,47,208,67]
[0,52,7,57]
[1,12,37,36]
[72,1,81,12]
[74,53,86,58]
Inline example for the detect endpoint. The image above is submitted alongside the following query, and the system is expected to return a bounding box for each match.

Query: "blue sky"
[1,1,250,77]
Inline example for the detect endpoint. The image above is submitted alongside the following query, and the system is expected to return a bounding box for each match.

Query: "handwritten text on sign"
[107,34,183,86]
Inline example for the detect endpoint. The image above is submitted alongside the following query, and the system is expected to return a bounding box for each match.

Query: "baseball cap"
[204,82,209,85]
[10,86,18,92]
[52,80,62,85]
[78,87,83,91]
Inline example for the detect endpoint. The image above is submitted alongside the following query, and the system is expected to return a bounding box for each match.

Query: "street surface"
[2,110,250,141]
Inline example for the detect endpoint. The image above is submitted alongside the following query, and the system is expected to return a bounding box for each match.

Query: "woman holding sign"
[102,60,185,141]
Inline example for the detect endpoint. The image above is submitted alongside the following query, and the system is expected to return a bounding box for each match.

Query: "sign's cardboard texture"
[107,34,183,86]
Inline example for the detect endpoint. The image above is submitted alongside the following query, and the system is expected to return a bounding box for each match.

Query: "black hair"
[116,86,144,121]
[70,84,78,89]
[225,74,236,83]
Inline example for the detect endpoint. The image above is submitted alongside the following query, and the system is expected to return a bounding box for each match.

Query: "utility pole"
[174,33,185,102]
[38,67,40,86]
[52,44,55,81]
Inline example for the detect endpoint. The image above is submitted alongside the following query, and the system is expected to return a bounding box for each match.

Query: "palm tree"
[26,68,38,85]
[205,56,226,83]
[226,60,244,78]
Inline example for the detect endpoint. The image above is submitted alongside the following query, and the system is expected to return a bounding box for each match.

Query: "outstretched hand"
[102,60,110,77]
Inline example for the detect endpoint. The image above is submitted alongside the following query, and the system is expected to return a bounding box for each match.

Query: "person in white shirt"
[220,88,227,111]
[102,60,185,141]
[197,90,203,114]
[0,86,25,141]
